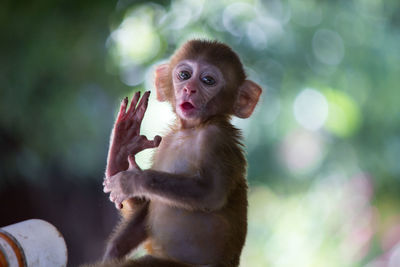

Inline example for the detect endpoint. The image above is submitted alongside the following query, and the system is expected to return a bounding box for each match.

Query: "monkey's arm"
[105,91,161,178]
[104,164,230,211]
[104,125,242,211]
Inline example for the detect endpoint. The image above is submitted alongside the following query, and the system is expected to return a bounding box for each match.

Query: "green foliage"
[1,0,400,266]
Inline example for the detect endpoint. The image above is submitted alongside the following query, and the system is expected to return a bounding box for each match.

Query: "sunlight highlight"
[110,8,161,66]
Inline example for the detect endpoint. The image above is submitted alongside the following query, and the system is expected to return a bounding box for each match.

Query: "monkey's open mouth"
[181,102,195,110]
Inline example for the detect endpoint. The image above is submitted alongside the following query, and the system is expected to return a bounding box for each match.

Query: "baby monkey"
[102,40,262,267]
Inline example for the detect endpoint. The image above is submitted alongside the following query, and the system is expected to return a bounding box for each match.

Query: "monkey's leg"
[103,202,149,262]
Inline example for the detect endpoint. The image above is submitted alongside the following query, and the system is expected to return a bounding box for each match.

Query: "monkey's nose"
[184,87,196,95]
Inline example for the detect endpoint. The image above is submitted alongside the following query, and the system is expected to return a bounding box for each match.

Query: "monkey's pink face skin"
[172,60,225,126]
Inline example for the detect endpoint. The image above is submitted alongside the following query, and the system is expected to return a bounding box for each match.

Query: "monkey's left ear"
[234,80,262,118]
[154,64,170,102]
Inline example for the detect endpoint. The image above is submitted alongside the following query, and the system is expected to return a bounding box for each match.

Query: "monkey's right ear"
[154,64,170,102]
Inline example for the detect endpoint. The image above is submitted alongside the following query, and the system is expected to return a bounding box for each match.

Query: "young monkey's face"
[172,60,226,127]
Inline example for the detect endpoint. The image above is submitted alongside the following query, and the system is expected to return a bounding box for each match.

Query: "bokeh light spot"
[110,8,160,66]
[323,89,361,138]
[294,88,328,131]
[280,129,324,174]
[223,3,255,37]
[290,0,322,27]
[389,243,400,267]
[312,29,344,66]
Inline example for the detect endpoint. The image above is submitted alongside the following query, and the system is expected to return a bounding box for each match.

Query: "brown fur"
[94,40,262,267]
[159,40,248,117]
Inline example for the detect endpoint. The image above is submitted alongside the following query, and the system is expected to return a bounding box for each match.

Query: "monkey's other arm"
[105,91,161,178]
[104,130,232,212]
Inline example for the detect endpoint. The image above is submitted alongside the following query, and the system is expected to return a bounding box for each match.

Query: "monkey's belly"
[148,202,228,264]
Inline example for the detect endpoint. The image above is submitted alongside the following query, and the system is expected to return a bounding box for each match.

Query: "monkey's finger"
[116,97,128,122]
[110,194,124,209]
[126,135,161,156]
[141,135,162,150]
[131,135,162,155]
[128,155,141,170]
[103,181,112,193]
[127,91,141,117]
[154,135,162,147]
[133,91,150,134]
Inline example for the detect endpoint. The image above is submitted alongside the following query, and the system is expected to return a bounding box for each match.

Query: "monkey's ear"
[154,64,170,102]
[234,80,262,118]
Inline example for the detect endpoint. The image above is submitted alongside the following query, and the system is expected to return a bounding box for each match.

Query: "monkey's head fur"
[155,39,261,127]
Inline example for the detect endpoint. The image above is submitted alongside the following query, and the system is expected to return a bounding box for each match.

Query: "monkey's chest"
[153,136,200,174]
[147,203,227,264]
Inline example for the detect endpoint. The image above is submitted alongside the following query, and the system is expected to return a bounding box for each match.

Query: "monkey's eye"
[178,71,191,80]
[201,76,216,86]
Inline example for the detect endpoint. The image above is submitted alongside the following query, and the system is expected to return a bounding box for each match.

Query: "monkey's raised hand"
[105,91,162,178]
[104,155,143,209]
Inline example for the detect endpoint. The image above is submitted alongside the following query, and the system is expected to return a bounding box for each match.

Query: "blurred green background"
[1,0,400,266]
